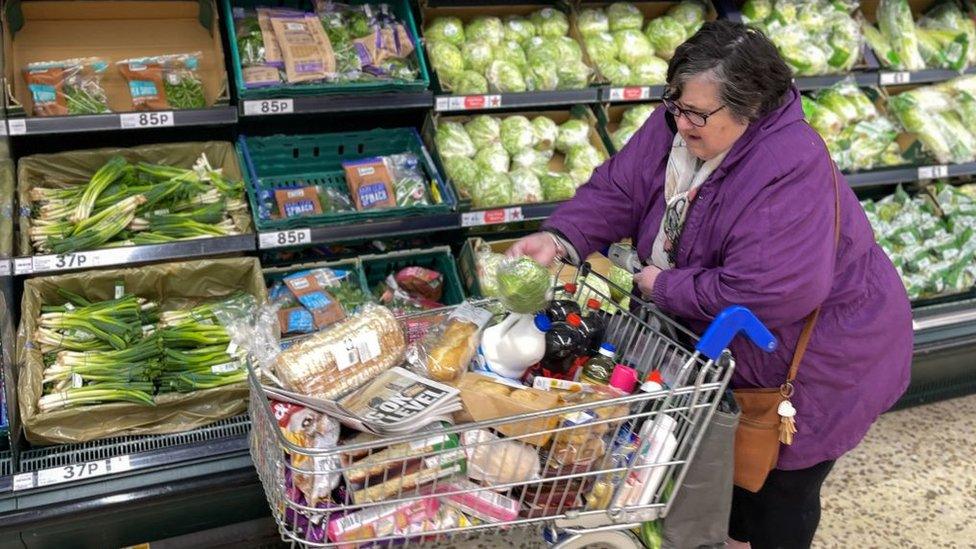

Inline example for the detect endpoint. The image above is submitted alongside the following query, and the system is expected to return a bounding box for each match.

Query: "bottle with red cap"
[640,371,666,393]
[546,282,581,322]
[536,312,587,378]
[578,298,609,354]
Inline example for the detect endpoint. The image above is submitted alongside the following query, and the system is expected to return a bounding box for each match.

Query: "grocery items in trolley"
[576,0,708,85]
[242,258,772,547]
[18,142,252,255]
[422,5,594,94]
[16,257,267,444]
[428,108,608,208]
[861,0,976,72]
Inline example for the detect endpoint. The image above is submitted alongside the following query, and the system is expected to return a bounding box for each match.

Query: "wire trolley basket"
[246,263,775,548]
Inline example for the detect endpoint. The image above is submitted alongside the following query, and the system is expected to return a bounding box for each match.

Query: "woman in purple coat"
[511,21,912,549]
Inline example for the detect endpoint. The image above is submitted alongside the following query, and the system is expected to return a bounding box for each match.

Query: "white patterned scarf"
[650,134,729,269]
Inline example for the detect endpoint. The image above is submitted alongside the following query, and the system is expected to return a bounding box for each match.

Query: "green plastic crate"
[360,246,466,306]
[239,128,456,231]
[223,0,430,99]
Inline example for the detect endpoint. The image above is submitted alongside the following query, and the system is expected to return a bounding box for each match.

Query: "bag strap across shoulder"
[783,151,842,393]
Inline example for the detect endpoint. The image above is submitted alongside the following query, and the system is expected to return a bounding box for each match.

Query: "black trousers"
[728,460,836,549]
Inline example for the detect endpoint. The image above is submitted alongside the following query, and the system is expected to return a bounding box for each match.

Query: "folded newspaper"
[262,367,461,435]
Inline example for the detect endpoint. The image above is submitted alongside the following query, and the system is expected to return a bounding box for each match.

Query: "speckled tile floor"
[813,393,976,548]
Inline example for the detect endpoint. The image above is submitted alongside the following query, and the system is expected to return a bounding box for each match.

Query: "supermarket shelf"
[11,235,256,277]
[793,72,879,91]
[0,259,9,278]
[238,91,433,117]
[880,66,976,86]
[601,85,667,103]
[460,202,563,228]
[256,213,461,250]
[844,162,976,188]
[433,88,600,113]
[913,297,976,341]
[4,107,237,137]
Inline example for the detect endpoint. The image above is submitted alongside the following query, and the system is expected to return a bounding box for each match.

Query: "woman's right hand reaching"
[507,232,564,266]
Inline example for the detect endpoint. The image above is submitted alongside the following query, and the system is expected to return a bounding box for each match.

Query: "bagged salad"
[24,57,110,116]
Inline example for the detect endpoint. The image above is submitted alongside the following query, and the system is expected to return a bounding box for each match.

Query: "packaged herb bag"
[24,57,110,116]
[117,52,206,111]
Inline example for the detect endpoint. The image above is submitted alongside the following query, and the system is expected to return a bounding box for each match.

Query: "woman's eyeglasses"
[662,97,725,127]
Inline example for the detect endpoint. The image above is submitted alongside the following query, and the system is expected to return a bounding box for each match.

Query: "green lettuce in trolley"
[436,122,476,158]
[425,17,466,46]
[495,256,552,314]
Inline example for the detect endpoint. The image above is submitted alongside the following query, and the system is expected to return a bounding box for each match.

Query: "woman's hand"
[507,232,563,266]
[634,265,663,300]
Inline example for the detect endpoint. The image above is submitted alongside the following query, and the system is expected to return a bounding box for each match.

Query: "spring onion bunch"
[35,292,251,412]
[28,153,248,254]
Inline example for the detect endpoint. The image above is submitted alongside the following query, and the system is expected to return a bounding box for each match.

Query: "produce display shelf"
[12,415,249,495]
[255,213,461,250]
[433,88,601,113]
[3,107,238,137]
[879,66,976,87]
[601,85,667,103]
[844,161,976,188]
[11,235,257,277]
[459,202,563,228]
[793,72,879,91]
[238,91,434,117]
[0,260,10,278]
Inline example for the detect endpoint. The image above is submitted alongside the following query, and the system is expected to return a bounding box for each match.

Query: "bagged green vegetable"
[494,40,528,70]
[495,256,551,313]
[532,116,560,150]
[428,41,466,83]
[669,0,708,33]
[613,30,656,66]
[556,119,591,153]
[644,16,687,61]
[512,147,552,176]
[585,32,620,68]
[622,104,655,127]
[862,22,900,68]
[629,55,668,85]
[426,17,466,46]
[503,16,537,44]
[578,8,610,36]
[509,168,544,203]
[531,8,569,38]
[541,172,578,201]
[566,144,605,174]
[453,71,489,94]
[462,41,495,73]
[877,0,925,71]
[472,172,515,208]
[500,115,538,155]
[475,142,511,174]
[443,156,480,198]
[486,60,527,92]
[466,16,505,46]
[465,115,501,150]
[608,3,644,32]
[436,122,476,158]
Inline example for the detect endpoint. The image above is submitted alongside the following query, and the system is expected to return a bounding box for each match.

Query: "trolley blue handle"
[695,306,777,361]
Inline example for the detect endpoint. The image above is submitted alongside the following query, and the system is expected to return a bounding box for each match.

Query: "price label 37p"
[259,228,312,249]
[120,111,174,129]
[12,456,132,491]
[243,99,295,116]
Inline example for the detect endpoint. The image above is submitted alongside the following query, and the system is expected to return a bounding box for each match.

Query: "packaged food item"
[477,312,550,379]
[350,449,466,504]
[343,157,397,210]
[271,400,342,506]
[462,429,541,486]
[394,267,444,301]
[271,13,337,83]
[117,52,206,110]
[580,343,617,385]
[273,304,405,400]
[235,8,268,66]
[279,306,316,335]
[532,377,593,393]
[495,256,552,314]
[258,7,292,67]
[326,497,441,547]
[342,431,459,484]
[432,479,520,522]
[386,153,431,207]
[243,65,282,88]
[24,57,109,116]
[275,186,324,218]
[405,302,492,381]
[284,271,346,329]
[454,373,560,446]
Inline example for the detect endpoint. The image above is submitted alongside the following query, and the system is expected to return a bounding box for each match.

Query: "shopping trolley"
[246,263,776,548]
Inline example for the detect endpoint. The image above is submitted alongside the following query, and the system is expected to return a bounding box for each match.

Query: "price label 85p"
[120,111,174,128]
[244,99,295,116]
[259,229,312,249]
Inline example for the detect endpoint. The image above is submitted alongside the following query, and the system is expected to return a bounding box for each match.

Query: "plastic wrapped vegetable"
[512,148,553,175]
[509,169,544,203]
[532,116,559,150]
[453,71,489,94]
[541,172,578,201]
[629,56,668,85]
[802,96,843,135]
[466,16,504,46]
[877,0,925,71]
[472,172,515,208]
[566,144,605,174]
[503,16,537,44]
[889,89,958,164]
[608,3,644,32]
[611,125,638,151]
[486,60,527,93]
[443,156,480,198]
[465,115,501,149]
[613,30,655,66]
[499,116,537,155]
[585,32,620,67]
[741,0,773,24]
[569,166,595,186]
[475,142,511,174]
[598,60,633,85]
[462,41,495,73]
[525,63,560,92]
[428,42,465,82]
[622,104,654,127]
[477,250,506,297]
[578,8,610,36]
[644,16,687,61]
[436,122,476,158]
[557,62,592,90]
[826,13,862,71]
[925,1,976,64]
[862,22,900,69]
[494,40,528,70]
[426,17,466,46]
[916,26,970,71]
[556,119,591,153]
[495,256,551,313]
[772,25,830,75]
[669,0,707,33]
[530,8,569,38]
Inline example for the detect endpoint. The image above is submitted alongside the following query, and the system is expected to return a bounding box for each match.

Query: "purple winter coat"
[545,86,912,469]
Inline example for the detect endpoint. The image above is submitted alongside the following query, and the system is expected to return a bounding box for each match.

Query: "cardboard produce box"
[3,0,230,116]
[16,257,266,444]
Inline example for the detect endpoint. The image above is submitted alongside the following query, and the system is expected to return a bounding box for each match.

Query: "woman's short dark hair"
[667,20,792,122]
